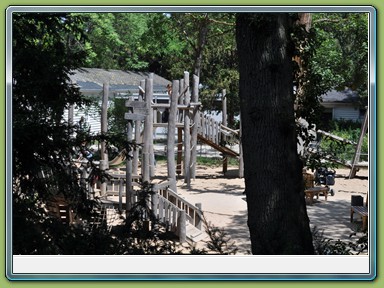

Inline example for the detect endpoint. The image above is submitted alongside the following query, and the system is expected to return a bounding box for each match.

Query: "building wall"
[333,106,360,121]
[63,105,101,134]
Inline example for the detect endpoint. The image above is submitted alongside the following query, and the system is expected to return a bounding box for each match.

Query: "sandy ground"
[152,162,369,254]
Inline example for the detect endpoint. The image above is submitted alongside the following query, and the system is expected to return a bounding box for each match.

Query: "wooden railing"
[197,111,239,146]
[96,175,203,242]
[153,180,203,230]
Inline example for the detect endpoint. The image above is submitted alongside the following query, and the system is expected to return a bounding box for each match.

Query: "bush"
[312,227,368,255]
[319,120,368,163]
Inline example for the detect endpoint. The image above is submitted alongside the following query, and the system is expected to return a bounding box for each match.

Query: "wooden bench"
[350,206,368,231]
[305,186,328,205]
[303,172,328,205]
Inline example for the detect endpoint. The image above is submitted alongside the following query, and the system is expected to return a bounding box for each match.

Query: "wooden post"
[222,89,227,128]
[100,83,109,196]
[177,128,182,176]
[178,78,185,122]
[142,78,153,182]
[221,89,228,173]
[167,80,179,187]
[183,72,191,188]
[177,210,187,243]
[215,120,220,145]
[101,83,109,162]
[133,80,145,175]
[68,104,74,127]
[149,74,156,178]
[118,178,123,213]
[349,110,368,179]
[81,167,90,199]
[146,78,155,178]
[151,192,159,217]
[126,119,133,216]
[223,156,228,174]
[176,78,184,176]
[239,117,244,178]
[195,202,202,230]
[209,117,214,142]
[201,114,206,138]
[190,75,200,179]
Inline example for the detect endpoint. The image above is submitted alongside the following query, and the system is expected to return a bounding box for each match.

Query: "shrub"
[312,227,368,255]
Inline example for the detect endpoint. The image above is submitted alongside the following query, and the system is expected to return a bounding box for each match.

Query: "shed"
[320,89,364,122]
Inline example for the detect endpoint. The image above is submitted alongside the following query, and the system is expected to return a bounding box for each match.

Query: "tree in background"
[77,12,368,129]
[79,12,241,126]
[291,12,369,171]
[140,12,240,123]
[81,13,152,70]
[311,13,368,105]
[236,13,314,254]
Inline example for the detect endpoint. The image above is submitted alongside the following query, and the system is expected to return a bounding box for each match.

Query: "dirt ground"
[153,162,370,254]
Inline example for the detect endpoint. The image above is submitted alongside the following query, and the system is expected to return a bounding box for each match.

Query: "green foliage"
[203,219,239,255]
[312,13,369,104]
[108,95,129,135]
[68,12,367,128]
[312,227,368,255]
[292,14,329,148]
[140,13,189,78]
[12,13,125,254]
[187,214,239,255]
[76,12,240,125]
[293,13,368,168]
[12,13,89,202]
[142,13,239,121]
[302,119,368,170]
[78,13,151,70]
[199,14,239,122]
[319,120,368,163]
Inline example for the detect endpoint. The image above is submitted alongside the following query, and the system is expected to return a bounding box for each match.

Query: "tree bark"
[236,13,314,254]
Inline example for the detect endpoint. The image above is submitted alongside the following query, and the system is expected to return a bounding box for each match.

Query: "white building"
[64,68,171,134]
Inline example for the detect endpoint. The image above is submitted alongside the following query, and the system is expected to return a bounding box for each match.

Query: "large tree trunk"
[236,13,314,254]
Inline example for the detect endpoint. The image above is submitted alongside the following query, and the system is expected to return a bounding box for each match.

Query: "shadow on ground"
[306,197,366,242]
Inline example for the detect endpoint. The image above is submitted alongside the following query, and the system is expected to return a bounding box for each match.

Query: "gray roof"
[321,89,359,103]
[69,68,171,94]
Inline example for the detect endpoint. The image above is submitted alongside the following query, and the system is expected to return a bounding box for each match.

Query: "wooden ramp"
[197,134,239,158]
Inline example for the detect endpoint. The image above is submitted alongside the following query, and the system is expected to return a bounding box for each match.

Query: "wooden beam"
[151,102,201,109]
[124,113,146,121]
[125,100,146,108]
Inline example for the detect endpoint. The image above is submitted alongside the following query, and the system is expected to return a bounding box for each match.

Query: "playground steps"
[197,134,239,158]
[186,222,208,243]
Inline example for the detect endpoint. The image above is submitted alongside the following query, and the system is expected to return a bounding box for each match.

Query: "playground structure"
[69,71,242,243]
[67,71,369,242]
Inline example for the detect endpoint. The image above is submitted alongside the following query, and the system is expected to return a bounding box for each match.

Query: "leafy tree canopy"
[311,13,368,104]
